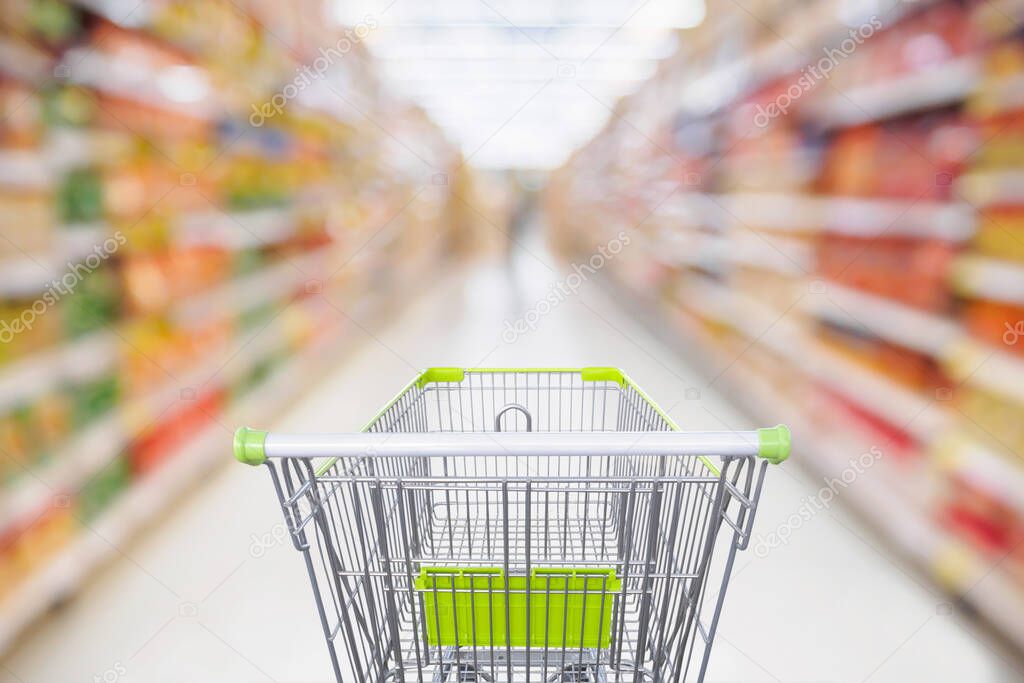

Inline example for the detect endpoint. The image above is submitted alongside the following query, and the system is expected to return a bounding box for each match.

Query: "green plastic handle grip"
[757,425,791,464]
[234,426,268,466]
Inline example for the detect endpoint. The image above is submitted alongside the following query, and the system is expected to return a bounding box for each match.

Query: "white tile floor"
[4,235,1022,683]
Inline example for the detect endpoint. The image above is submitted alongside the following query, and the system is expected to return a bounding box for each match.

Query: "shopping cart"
[234,367,790,683]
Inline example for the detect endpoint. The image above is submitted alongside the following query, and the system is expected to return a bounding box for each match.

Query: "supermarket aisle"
[4,231,1020,683]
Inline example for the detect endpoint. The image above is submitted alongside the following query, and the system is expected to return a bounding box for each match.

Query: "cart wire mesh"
[253,368,773,683]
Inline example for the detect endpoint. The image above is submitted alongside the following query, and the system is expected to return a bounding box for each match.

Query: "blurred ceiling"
[333,0,705,169]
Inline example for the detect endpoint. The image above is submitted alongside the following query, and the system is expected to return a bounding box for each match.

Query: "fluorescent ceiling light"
[329,0,703,168]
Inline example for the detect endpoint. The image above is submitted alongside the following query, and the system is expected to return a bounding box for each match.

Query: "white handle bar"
[234,426,791,465]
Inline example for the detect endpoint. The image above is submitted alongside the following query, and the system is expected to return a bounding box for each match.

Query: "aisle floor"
[4,235,1022,683]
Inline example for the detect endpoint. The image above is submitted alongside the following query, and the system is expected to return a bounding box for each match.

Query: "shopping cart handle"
[757,424,791,464]
[233,425,791,465]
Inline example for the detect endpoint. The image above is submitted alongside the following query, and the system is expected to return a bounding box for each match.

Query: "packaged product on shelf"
[2,504,76,593]
[0,526,17,601]
[0,411,30,485]
[29,389,72,459]
[62,263,120,338]
[816,233,957,312]
[731,266,804,315]
[939,471,1024,562]
[726,80,817,193]
[963,298,1024,356]
[817,320,951,393]
[76,454,130,522]
[0,294,62,365]
[68,372,118,429]
[0,78,44,147]
[958,385,1024,456]
[0,189,55,259]
[813,383,919,458]
[974,209,1024,261]
[119,310,235,398]
[78,20,216,139]
[0,0,79,45]
[130,387,225,475]
[120,245,231,317]
[56,167,103,224]
[818,113,971,201]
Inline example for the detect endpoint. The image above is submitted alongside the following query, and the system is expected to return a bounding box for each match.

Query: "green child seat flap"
[415,567,622,649]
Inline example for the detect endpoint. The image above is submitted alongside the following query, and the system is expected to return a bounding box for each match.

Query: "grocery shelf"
[807,281,962,357]
[0,317,346,656]
[652,192,729,229]
[974,0,1024,37]
[937,432,1024,511]
[653,275,1024,649]
[807,56,979,128]
[0,237,325,415]
[551,0,1024,661]
[715,192,823,234]
[673,279,949,441]
[809,419,1024,653]
[951,254,1024,305]
[0,149,52,189]
[170,245,331,327]
[0,35,51,82]
[957,170,1024,207]
[1,130,113,185]
[0,411,123,535]
[0,330,116,414]
[945,338,1024,406]
[805,343,951,442]
[729,287,951,441]
[176,207,303,250]
[974,73,1024,115]
[0,292,332,533]
[63,48,221,119]
[667,0,943,123]
[727,234,813,276]
[632,278,1024,654]
[0,0,465,665]
[656,193,976,242]
[822,197,976,242]
[0,224,112,298]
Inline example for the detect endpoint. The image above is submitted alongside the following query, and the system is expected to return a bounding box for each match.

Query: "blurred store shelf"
[0,330,116,414]
[0,225,111,298]
[952,255,1024,305]
[807,56,980,129]
[807,282,962,357]
[0,0,493,655]
[548,0,1024,653]
[0,312,348,654]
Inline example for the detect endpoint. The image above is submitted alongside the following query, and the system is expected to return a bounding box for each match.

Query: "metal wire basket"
[234,367,790,683]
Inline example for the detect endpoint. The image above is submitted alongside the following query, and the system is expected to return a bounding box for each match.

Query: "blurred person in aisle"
[505,174,531,268]
[503,172,547,316]
[504,171,546,269]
